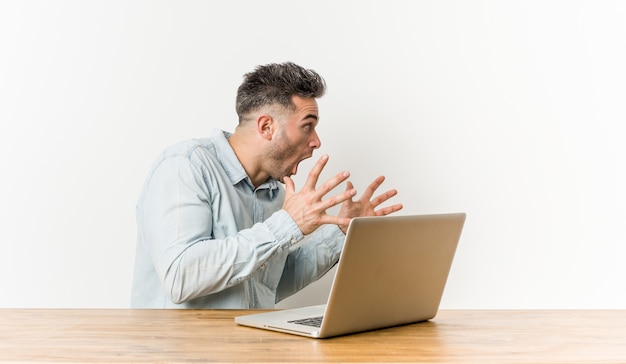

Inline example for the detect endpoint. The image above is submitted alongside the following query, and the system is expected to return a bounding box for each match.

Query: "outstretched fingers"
[375,203,404,216]
[361,176,403,216]
[323,186,356,211]
[316,170,351,198]
[370,188,399,208]
[302,154,330,191]
[359,175,386,201]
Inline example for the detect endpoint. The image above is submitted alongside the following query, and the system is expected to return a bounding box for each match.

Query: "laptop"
[235,212,466,338]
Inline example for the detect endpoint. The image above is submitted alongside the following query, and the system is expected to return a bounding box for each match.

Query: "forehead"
[290,95,319,117]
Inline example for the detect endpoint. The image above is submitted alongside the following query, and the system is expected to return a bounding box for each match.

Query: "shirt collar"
[211,129,281,197]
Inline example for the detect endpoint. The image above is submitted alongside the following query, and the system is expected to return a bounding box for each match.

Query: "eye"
[303,123,312,132]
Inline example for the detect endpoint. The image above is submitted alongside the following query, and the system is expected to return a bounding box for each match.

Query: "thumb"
[283,176,296,194]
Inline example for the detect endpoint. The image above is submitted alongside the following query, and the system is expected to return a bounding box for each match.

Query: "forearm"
[141,209,301,304]
[137,155,301,304]
[275,224,345,302]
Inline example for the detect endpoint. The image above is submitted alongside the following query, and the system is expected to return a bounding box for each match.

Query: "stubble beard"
[266,134,299,183]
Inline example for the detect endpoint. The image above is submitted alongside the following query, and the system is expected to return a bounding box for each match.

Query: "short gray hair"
[235,62,326,123]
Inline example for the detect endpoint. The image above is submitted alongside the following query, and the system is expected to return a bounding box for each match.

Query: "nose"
[310,130,321,149]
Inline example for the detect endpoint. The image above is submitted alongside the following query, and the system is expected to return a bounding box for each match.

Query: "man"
[131,62,403,308]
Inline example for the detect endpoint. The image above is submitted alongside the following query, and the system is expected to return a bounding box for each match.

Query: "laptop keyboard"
[288,316,323,328]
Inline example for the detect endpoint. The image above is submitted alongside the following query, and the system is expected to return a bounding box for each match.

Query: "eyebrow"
[304,114,319,121]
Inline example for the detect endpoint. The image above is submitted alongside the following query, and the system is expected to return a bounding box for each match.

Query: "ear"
[256,114,274,141]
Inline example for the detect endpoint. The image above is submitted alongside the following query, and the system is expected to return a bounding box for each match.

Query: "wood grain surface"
[1,309,625,363]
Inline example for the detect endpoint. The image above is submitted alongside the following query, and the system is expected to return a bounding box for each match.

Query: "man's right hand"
[282,154,356,235]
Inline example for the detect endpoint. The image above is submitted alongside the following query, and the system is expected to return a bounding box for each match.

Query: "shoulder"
[144,129,242,185]
[159,138,214,160]
[157,129,231,164]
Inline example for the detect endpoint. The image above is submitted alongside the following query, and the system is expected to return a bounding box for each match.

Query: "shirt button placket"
[253,190,263,223]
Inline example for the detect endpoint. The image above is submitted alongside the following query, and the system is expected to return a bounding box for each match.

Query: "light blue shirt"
[131,129,344,308]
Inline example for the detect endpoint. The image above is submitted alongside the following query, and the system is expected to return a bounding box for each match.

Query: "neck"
[228,129,269,188]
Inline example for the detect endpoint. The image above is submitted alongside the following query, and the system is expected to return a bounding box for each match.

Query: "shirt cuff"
[265,209,304,248]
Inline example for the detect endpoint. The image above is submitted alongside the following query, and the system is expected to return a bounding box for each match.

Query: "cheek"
[285,133,307,150]
[281,128,311,154]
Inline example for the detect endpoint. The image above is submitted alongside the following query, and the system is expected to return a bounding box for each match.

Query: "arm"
[274,157,404,301]
[275,224,345,302]
[137,156,302,304]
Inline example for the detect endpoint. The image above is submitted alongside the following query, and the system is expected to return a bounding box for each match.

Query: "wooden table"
[1,309,625,363]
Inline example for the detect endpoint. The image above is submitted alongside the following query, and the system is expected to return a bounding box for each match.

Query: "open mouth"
[291,154,313,176]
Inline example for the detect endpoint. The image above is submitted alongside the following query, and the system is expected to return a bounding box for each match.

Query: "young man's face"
[267,96,321,182]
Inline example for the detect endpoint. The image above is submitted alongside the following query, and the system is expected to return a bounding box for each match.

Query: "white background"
[1,0,624,309]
